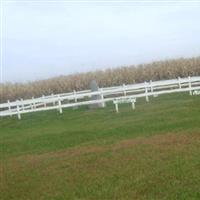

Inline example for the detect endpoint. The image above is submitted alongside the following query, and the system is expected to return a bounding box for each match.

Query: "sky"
[1,0,200,83]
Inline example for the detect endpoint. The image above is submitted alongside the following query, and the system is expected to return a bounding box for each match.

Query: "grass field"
[0,93,200,200]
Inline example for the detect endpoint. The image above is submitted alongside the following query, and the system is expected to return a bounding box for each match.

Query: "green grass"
[0,93,200,200]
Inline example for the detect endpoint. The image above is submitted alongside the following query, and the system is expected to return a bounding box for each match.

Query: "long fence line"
[0,76,200,119]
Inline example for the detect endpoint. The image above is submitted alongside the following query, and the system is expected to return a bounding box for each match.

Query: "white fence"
[0,76,200,119]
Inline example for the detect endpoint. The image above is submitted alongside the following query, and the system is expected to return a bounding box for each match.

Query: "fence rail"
[0,76,200,119]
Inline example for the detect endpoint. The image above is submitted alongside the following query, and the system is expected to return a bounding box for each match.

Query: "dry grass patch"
[1,131,200,200]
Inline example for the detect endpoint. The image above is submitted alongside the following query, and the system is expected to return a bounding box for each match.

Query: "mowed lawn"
[0,93,200,200]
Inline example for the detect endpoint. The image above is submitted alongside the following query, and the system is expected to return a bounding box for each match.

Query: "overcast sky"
[1,1,200,83]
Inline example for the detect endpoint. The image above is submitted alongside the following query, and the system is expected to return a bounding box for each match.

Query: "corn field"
[1,57,200,103]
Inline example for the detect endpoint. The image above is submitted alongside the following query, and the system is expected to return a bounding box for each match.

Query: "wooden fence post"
[58,97,63,114]
[115,103,119,113]
[188,76,192,95]
[131,101,135,110]
[32,97,36,111]
[16,100,21,120]
[150,80,153,93]
[51,94,55,106]
[145,82,149,102]
[73,90,78,109]
[100,88,105,108]
[178,77,182,89]
[73,90,77,103]
[7,100,12,117]
[74,90,77,106]
[123,84,127,96]
[31,101,34,110]
[42,95,46,107]
[21,98,24,111]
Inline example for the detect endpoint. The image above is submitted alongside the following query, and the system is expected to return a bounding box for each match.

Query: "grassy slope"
[0,93,200,200]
